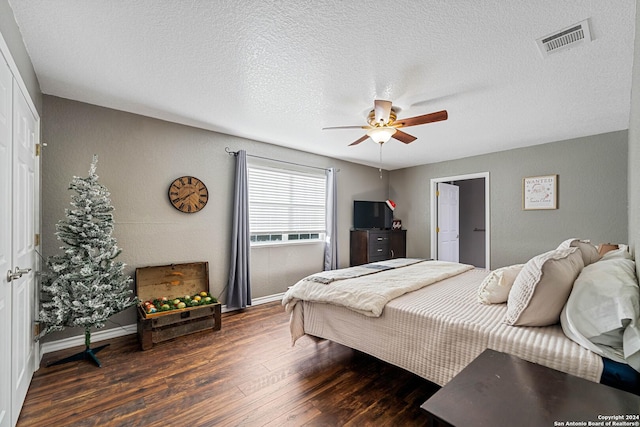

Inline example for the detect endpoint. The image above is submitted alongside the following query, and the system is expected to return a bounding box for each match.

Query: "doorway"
[430,172,490,268]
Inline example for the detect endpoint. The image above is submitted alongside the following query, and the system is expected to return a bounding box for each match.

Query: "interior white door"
[0,55,13,427]
[437,182,460,262]
[11,81,37,426]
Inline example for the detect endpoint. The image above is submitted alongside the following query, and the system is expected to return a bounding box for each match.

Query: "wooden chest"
[135,262,221,350]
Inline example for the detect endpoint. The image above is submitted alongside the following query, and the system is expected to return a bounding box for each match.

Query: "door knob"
[7,270,19,282]
[6,267,31,282]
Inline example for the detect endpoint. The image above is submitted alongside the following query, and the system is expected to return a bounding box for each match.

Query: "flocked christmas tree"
[40,155,137,367]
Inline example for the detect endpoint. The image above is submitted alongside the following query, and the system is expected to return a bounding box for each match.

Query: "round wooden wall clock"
[168,176,209,213]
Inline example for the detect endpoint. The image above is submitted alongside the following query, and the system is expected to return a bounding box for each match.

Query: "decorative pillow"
[560,256,640,371]
[557,238,601,267]
[505,248,584,326]
[477,264,525,304]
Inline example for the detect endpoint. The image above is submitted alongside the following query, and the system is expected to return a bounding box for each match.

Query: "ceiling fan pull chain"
[379,143,383,179]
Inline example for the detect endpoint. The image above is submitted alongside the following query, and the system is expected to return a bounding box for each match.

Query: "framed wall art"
[522,174,557,210]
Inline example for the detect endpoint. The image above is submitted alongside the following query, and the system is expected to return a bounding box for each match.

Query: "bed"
[282,242,640,394]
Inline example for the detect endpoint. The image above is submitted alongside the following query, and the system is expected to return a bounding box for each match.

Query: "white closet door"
[0,54,13,427]
[11,80,37,426]
[437,182,460,262]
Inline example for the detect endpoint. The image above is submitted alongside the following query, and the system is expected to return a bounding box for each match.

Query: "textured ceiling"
[8,1,637,170]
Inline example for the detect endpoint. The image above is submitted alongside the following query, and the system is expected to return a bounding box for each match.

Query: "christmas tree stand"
[47,328,109,368]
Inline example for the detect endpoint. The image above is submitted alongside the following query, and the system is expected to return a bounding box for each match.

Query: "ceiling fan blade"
[374,100,393,124]
[392,129,417,144]
[323,125,370,130]
[395,110,448,128]
[348,135,370,146]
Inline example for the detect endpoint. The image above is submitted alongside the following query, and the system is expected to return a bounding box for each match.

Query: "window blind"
[248,166,326,236]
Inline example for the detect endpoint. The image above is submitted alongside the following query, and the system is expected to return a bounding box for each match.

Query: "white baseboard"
[247,292,285,307]
[40,324,138,356]
[39,292,285,356]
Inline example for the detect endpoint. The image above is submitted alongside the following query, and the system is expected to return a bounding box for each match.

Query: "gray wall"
[458,178,485,268]
[390,131,628,268]
[629,0,640,277]
[0,0,41,113]
[42,95,389,340]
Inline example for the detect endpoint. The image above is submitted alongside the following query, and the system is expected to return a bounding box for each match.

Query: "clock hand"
[176,191,195,202]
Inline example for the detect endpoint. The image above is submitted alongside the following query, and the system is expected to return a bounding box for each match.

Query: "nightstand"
[421,349,640,426]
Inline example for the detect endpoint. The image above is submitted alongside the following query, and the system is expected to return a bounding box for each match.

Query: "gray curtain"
[323,167,338,270]
[227,150,251,309]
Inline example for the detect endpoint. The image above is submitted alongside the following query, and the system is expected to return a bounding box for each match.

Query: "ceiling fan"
[323,100,448,146]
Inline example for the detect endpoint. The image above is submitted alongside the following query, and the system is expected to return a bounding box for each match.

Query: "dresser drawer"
[368,242,389,257]
[368,232,389,242]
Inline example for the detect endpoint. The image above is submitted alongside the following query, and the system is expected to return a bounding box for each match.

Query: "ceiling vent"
[536,19,592,57]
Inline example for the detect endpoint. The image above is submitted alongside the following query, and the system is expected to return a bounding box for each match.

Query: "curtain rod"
[225,147,338,172]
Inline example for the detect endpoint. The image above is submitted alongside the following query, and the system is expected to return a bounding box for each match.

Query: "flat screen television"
[353,200,393,230]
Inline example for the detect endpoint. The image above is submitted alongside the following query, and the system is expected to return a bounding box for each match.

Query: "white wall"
[0,0,41,113]
[628,0,640,275]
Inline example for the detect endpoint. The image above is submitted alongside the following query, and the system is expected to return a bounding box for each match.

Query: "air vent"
[536,19,592,57]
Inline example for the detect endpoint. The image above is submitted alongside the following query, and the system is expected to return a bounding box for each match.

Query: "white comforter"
[282,259,474,317]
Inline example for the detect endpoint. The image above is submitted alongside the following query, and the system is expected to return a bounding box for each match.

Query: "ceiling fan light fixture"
[367,127,396,144]
[324,100,447,146]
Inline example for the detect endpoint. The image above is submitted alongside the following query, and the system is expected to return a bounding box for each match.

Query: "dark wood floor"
[17,302,439,426]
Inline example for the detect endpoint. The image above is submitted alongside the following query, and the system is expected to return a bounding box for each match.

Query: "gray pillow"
[557,238,601,267]
[505,248,583,326]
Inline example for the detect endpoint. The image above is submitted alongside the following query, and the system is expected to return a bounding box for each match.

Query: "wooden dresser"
[350,229,406,266]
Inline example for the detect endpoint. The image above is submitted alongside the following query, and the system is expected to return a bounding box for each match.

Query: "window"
[248,165,326,245]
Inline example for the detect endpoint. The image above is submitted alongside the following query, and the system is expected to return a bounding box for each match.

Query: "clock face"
[168,176,209,213]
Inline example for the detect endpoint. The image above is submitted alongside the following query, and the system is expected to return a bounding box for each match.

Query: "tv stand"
[350,229,407,266]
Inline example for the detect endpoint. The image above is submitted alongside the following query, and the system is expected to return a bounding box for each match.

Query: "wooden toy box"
[135,261,221,350]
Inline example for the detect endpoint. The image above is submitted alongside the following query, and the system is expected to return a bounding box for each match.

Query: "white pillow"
[477,264,524,304]
[505,248,583,326]
[561,256,640,371]
[557,238,601,267]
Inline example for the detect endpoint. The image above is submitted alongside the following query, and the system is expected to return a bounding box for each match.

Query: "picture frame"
[522,174,557,210]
